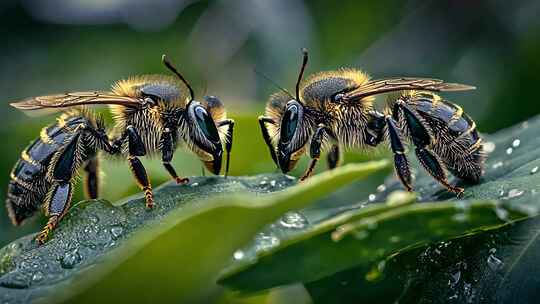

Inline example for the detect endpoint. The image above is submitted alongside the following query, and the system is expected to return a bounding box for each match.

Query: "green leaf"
[218,115,540,301]
[0,160,387,304]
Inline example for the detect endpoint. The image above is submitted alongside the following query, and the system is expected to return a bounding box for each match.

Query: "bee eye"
[194,106,220,142]
[333,93,345,102]
[280,104,300,143]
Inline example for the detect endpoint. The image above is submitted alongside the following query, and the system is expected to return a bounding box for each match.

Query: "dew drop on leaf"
[506,147,513,155]
[233,250,245,260]
[512,139,521,148]
[531,166,538,174]
[110,226,124,239]
[487,254,503,271]
[376,184,386,192]
[60,249,81,269]
[31,272,44,283]
[483,141,496,153]
[368,194,376,202]
[254,233,280,252]
[492,161,504,169]
[279,212,308,229]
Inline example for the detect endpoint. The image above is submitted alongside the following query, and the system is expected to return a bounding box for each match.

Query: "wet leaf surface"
[219,116,540,303]
[0,161,387,303]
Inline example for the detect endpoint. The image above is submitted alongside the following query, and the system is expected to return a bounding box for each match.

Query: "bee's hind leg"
[37,131,84,244]
[395,101,464,196]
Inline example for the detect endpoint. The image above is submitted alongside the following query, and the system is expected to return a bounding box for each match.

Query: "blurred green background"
[1,0,539,249]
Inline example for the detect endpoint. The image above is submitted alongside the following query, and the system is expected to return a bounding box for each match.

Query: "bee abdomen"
[411,96,484,183]
[6,114,93,225]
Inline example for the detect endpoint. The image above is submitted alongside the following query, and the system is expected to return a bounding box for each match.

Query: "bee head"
[185,98,224,175]
[276,99,307,173]
[161,55,226,175]
[274,48,310,173]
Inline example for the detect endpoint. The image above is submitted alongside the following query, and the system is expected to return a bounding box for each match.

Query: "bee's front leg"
[258,116,278,167]
[217,119,235,177]
[125,126,154,209]
[300,124,327,182]
[160,128,189,184]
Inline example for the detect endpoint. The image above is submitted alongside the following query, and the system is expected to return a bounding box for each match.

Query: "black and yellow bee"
[6,55,234,244]
[259,49,484,195]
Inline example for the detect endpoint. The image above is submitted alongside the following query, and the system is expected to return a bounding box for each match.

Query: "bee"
[258,49,483,195]
[7,55,234,244]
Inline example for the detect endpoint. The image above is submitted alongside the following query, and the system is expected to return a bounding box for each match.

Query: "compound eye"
[280,103,300,143]
[194,106,220,143]
[333,93,345,102]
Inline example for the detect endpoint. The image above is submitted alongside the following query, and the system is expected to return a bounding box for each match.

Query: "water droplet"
[270,180,276,187]
[110,226,124,239]
[449,270,461,286]
[88,214,99,224]
[512,139,520,148]
[376,184,386,192]
[506,147,513,155]
[483,141,496,153]
[452,213,468,222]
[497,189,505,197]
[368,194,376,202]
[495,207,509,221]
[233,250,244,260]
[352,230,369,240]
[506,188,524,199]
[487,254,503,271]
[531,166,538,175]
[255,233,280,252]
[260,180,267,185]
[492,161,504,169]
[280,212,308,229]
[190,182,199,187]
[60,249,81,269]
[489,248,497,254]
[31,272,44,283]
[389,236,401,243]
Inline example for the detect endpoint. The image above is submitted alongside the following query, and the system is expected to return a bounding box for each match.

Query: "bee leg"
[258,116,278,167]
[217,119,235,177]
[83,157,99,199]
[37,182,73,244]
[126,126,154,208]
[327,144,341,170]
[300,124,327,181]
[38,131,85,244]
[397,102,464,195]
[385,116,413,191]
[160,128,188,185]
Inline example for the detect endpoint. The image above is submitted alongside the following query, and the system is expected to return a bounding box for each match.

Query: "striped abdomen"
[406,92,484,183]
[6,115,90,225]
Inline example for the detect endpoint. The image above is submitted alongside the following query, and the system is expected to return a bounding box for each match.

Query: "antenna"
[254,68,293,98]
[295,48,308,101]
[162,54,195,101]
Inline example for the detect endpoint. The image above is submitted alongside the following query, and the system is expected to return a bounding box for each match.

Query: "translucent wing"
[10,91,142,116]
[343,77,475,101]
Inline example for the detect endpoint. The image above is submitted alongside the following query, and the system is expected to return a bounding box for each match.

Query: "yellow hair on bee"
[300,68,371,91]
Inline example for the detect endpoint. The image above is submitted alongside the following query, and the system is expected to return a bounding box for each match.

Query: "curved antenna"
[162,54,195,101]
[254,68,293,98]
[295,48,309,101]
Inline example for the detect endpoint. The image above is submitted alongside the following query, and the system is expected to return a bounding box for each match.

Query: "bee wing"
[343,77,475,101]
[10,91,142,116]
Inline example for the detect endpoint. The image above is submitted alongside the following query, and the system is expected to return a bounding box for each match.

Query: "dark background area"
[0,0,539,247]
